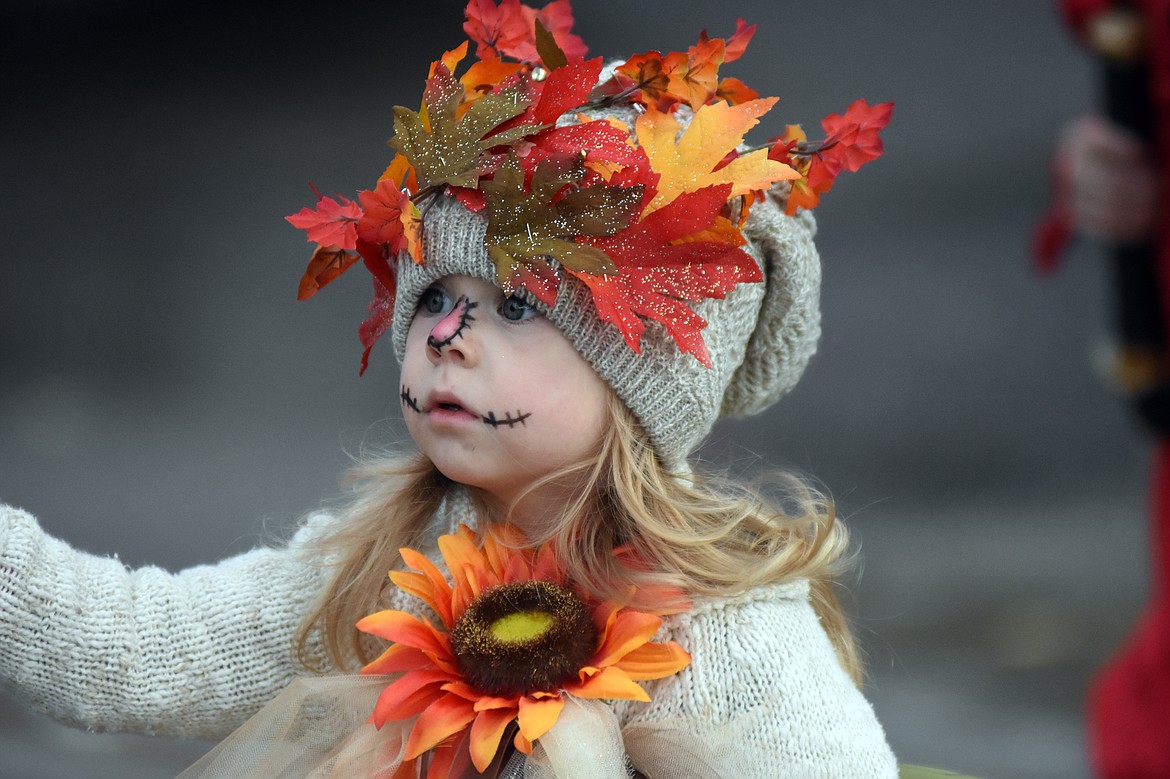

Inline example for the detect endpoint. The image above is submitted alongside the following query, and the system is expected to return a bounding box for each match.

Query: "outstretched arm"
[0,504,335,740]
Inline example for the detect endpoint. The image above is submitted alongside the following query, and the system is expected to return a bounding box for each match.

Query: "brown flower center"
[450,580,597,697]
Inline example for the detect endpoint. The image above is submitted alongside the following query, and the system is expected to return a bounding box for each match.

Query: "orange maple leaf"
[297,245,360,301]
[636,99,797,214]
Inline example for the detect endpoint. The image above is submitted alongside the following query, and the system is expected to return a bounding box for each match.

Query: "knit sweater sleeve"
[0,503,339,741]
[615,580,898,779]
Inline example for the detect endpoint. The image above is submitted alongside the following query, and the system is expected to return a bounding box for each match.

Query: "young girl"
[0,2,896,776]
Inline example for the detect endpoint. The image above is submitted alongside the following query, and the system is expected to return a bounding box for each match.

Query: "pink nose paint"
[427,296,475,350]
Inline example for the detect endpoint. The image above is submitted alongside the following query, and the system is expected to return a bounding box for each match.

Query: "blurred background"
[0,1,1152,777]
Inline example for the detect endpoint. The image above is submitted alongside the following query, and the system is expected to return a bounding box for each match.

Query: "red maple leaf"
[530,56,603,124]
[285,194,362,250]
[358,276,396,376]
[357,180,408,247]
[575,184,761,365]
[820,99,893,173]
[463,0,586,64]
[464,0,529,61]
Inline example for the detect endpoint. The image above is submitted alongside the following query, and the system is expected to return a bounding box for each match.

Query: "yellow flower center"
[490,610,554,644]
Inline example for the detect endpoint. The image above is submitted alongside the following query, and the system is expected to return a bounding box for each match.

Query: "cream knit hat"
[390,188,820,468]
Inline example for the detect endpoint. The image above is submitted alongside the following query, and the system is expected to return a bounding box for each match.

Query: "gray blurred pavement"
[0,1,1151,777]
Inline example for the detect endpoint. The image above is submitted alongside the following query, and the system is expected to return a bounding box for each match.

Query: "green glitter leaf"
[481,153,642,295]
[391,63,544,190]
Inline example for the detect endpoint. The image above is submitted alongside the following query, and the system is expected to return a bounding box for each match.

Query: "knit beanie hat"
[286,4,889,468]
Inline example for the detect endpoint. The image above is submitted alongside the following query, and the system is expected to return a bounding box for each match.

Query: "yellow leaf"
[636,98,798,214]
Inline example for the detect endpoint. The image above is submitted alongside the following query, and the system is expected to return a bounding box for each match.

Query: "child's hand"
[1055,114,1158,243]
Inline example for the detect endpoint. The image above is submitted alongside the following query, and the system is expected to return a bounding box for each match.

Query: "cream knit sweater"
[0,503,897,777]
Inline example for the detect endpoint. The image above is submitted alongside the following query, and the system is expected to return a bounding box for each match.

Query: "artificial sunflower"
[356,524,691,776]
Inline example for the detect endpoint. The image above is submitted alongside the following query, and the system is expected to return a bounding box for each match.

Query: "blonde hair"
[296,393,860,684]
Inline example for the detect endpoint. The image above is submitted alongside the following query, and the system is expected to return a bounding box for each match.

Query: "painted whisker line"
[400,386,421,413]
[481,410,531,428]
[427,297,479,351]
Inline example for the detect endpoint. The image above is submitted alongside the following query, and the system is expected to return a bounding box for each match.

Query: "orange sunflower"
[355,524,691,776]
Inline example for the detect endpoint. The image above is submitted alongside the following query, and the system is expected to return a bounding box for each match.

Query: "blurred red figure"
[1041,2,1170,777]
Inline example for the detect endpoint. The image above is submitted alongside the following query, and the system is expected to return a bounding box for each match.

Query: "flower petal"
[566,666,650,702]
[405,692,477,759]
[503,551,532,583]
[513,730,533,755]
[361,643,429,675]
[612,641,692,680]
[356,610,450,659]
[590,610,663,668]
[438,531,486,597]
[398,547,454,626]
[370,668,454,725]
[469,707,518,771]
[517,694,565,742]
[532,542,562,585]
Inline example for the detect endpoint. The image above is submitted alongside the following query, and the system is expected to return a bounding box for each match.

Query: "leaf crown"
[286,0,892,374]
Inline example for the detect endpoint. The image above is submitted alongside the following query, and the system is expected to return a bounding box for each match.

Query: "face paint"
[482,410,531,428]
[427,296,478,352]
[400,383,532,429]
[400,385,421,413]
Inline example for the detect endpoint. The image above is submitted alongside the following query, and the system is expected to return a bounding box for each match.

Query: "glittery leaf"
[358,275,395,376]
[530,57,603,125]
[575,185,763,366]
[391,63,543,190]
[481,153,642,293]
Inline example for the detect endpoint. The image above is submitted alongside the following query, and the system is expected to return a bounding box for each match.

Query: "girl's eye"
[499,295,538,322]
[418,287,450,315]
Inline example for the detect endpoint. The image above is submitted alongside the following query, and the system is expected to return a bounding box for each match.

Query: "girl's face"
[400,274,610,517]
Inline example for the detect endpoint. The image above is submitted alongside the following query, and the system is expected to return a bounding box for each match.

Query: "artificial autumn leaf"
[427,39,526,120]
[481,153,642,300]
[699,18,756,63]
[520,0,587,61]
[521,120,643,185]
[355,179,425,265]
[636,99,797,214]
[574,184,762,365]
[614,53,673,109]
[820,99,894,173]
[464,0,530,61]
[530,56,604,125]
[286,195,362,250]
[534,18,567,70]
[298,245,360,301]
[357,180,409,247]
[378,153,418,193]
[391,63,543,190]
[463,0,586,65]
[358,276,395,375]
[615,19,755,112]
[666,35,723,110]
[715,76,758,105]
